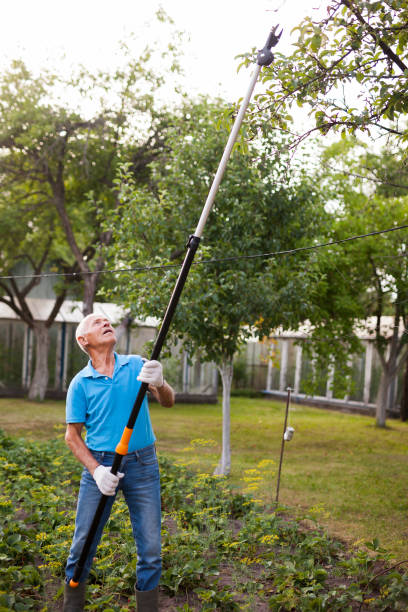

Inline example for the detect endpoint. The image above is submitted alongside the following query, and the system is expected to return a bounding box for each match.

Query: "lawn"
[0,395,407,560]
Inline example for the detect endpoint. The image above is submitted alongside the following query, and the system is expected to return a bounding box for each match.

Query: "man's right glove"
[93,465,124,496]
[137,359,164,388]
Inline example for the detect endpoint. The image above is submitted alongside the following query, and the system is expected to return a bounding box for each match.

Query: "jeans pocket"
[138,446,157,466]
[90,450,105,462]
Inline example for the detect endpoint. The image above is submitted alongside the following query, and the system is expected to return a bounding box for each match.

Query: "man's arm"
[65,423,124,495]
[65,423,99,475]
[149,380,175,407]
[137,359,175,407]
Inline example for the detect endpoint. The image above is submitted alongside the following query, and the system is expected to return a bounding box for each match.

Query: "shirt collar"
[116,353,130,366]
[82,352,130,378]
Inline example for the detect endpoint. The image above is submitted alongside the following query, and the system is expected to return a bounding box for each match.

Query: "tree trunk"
[115,313,133,342]
[214,359,233,476]
[376,374,387,427]
[28,322,50,401]
[376,367,394,427]
[399,354,408,421]
[82,273,99,316]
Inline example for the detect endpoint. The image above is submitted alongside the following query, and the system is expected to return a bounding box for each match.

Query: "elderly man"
[63,313,174,612]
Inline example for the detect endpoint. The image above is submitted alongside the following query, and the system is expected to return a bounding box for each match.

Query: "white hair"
[75,313,98,354]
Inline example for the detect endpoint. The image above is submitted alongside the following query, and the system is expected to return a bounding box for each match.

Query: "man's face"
[79,316,117,353]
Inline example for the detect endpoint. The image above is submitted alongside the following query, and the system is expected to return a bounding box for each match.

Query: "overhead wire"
[0,223,407,282]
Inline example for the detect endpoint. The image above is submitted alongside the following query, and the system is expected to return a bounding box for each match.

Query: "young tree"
[241,0,408,148]
[308,138,408,426]
[106,99,324,474]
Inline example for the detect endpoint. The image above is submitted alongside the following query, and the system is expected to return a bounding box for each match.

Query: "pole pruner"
[69,23,282,589]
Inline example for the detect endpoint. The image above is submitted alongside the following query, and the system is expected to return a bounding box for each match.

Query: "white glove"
[93,465,124,496]
[137,360,164,388]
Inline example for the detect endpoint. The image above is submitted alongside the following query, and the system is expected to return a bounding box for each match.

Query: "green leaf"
[311,34,322,52]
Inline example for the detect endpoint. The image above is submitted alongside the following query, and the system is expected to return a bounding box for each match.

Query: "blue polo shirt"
[66,353,156,452]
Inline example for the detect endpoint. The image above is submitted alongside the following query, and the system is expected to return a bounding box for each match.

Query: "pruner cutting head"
[267,24,283,49]
[257,25,283,66]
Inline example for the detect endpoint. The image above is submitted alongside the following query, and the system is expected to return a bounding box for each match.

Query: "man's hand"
[93,465,124,496]
[137,360,164,388]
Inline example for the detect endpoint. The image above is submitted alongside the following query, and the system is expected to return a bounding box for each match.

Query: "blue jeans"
[65,444,161,591]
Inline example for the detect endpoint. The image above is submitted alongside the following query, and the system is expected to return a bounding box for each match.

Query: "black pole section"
[69,26,282,588]
[70,235,201,586]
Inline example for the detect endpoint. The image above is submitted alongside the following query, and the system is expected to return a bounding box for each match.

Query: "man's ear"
[78,335,88,350]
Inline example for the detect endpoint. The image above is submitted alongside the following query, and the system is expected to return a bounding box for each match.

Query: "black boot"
[63,582,86,611]
[135,586,159,611]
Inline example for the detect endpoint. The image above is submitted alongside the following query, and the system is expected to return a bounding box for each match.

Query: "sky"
[0,0,326,102]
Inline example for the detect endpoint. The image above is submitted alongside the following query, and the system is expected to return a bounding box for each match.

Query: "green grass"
[1,395,407,560]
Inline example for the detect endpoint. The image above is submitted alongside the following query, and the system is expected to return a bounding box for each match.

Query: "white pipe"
[194,65,262,238]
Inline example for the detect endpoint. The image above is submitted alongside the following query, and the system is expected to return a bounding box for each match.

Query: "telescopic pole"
[69,24,282,588]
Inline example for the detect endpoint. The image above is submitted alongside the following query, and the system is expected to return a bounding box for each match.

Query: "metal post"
[275,387,292,505]
[69,24,282,588]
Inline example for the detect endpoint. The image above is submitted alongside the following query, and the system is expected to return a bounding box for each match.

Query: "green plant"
[1,428,408,610]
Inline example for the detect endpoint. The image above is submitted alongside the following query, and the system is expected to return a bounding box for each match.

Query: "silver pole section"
[194,23,282,238]
[194,65,261,238]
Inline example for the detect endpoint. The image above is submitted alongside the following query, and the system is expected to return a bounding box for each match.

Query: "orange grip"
[69,579,79,588]
[115,427,133,455]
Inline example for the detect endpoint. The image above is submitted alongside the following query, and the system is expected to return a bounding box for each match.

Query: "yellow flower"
[260,534,279,544]
[189,438,217,447]
[352,538,365,548]
[224,541,240,548]
[241,556,262,565]
[257,459,275,469]
[2,462,18,470]
[244,484,260,491]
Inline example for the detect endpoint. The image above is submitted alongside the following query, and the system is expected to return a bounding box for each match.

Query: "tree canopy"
[0,19,183,398]
[243,0,408,148]
[306,137,408,425]
[106,98,325,472]
[0,55,178,311]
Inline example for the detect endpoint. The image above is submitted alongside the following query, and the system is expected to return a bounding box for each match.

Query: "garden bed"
[1,429,408,611]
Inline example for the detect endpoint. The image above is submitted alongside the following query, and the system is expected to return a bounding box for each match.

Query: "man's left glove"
[137,360,164,388]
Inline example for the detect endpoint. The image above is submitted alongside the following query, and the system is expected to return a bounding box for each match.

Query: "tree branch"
[0,281,18,310]
[371,123,405,136]
[0,280,33,324]
[0,295,24,320]
[342,0,408,73]
[325,162,408,190]
[52,193,89,277]
[46,289,67,328]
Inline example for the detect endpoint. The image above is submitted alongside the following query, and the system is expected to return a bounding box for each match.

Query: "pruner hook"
[257,24,283,66]
[268,24,283,48]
